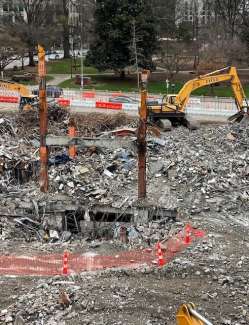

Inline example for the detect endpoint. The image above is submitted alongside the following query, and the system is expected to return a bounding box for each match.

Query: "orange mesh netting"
[0,224,205,276]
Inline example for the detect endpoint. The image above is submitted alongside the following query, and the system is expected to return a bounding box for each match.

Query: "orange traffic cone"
[62,251,69,275]
[156,242,166,267]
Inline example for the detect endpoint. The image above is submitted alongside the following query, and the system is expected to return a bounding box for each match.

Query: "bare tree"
[9,0,52,66]
[61,0,71,59]
[214,0,243,38]
[0,27,23,77]
[159,41,189,80]
[54,0,95,59]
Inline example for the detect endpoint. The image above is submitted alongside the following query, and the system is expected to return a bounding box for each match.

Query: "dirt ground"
[1,211,249,325]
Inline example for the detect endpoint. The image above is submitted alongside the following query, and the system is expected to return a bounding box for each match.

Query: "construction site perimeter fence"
[0,85,238,119]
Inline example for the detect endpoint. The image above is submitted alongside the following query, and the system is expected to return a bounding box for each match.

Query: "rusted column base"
[68,118,77,158]
[137,119,147,199]
[40,146,48,192]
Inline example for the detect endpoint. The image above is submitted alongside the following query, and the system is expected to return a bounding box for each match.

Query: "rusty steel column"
[138,70,149,199]
[38,45,48,192]
[68,118,77,158]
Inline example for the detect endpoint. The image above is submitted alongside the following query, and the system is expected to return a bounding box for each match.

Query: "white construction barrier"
[71,99,95,108]
[122,103,138,112]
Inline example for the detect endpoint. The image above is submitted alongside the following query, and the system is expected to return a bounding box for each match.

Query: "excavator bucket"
[177,304,204,325]
[176,303,213,325]
[228,112,249,124]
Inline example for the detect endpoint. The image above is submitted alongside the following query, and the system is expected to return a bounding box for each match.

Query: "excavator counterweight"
[147,66,249,130]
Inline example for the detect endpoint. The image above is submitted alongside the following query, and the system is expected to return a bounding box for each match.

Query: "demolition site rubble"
[1,111,249,220]
[1,110,249,324]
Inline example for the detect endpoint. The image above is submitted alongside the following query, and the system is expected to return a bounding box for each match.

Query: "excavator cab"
[162,94,177,106]
[19,95,38,111]
[147,93,194,130]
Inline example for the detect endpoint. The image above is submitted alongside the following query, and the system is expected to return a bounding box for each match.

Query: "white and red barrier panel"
[57,98,71,107]
[111,92,123,97]
[57,97,139,112]
[82,91,96,99]
[71,99,94,107]
[0,96,19,103]
[96,101,122,110]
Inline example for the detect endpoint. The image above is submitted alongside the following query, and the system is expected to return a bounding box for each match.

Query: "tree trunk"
[193,54,199,72]
[120,70,125,79]
[63,27,70,59]
[28,50,35,67]
[62,0,70,59]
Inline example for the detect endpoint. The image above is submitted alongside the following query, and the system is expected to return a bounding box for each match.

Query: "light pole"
[79,0,84,90]
[80,38,84,89]
[166,79,169,95]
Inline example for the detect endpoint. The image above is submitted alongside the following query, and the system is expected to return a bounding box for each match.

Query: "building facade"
[0,0,26,23]
[151,0,213,37]
[179,0,213,25]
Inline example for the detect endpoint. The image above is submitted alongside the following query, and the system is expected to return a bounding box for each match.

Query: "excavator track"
[157,119,172,131]
[152,116,200,131]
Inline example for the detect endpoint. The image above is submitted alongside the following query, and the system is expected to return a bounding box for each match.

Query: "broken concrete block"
[103,169,114,178]
[49,230,59,240]
[67,181,75,188]
[226,132,236,141]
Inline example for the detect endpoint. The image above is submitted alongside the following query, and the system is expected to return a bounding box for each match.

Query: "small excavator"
[0,80,38,111]
[177,303,213,325]
[147,66,249,130]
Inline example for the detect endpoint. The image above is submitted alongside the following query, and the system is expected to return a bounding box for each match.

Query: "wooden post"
[38,44,48,192]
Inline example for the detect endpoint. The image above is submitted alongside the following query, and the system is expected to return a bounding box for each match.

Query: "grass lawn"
[58,74,249,97]
[19,75,54,86]
[47,58,98,74]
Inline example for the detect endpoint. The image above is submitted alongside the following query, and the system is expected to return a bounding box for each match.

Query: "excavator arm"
[175,66,248,113]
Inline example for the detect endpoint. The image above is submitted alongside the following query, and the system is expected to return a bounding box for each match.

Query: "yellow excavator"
[147,66,249,129]
[177,303,213,325]
[0,80,38,111]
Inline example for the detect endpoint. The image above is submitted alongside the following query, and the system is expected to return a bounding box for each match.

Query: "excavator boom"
[175,66,247,113]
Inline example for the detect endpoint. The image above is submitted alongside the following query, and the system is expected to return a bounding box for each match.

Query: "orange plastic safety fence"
[0,225,205,276]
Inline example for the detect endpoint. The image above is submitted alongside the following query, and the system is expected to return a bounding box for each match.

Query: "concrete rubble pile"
[0,112,176,244]
[1,111,249,242]
[0,117,38,190]
[165,123,249,215]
